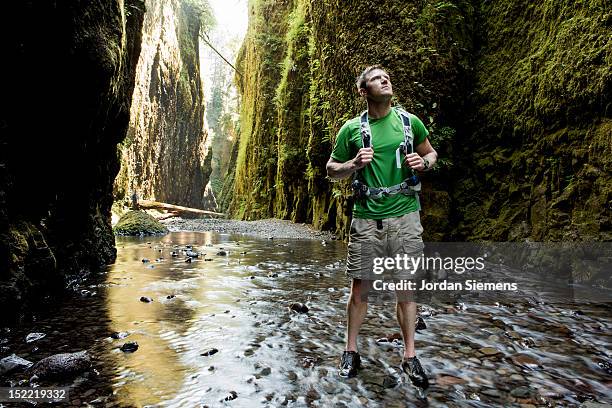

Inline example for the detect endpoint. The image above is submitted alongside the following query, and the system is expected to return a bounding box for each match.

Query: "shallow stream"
[1,232,610,407]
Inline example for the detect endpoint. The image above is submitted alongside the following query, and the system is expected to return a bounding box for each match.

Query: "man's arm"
[404,138,438,171]
[326,147,374,180]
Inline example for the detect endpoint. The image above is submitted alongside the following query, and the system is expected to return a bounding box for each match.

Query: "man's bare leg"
[346,279,368,351]
[396,299,417,358]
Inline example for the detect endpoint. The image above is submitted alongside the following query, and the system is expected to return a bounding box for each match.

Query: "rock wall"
[0,1,145,322]
[115,0,213,209]
[225,0,610,241]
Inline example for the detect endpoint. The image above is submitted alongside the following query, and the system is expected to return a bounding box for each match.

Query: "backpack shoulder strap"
[395,107,414,153]
[359,110,371,148]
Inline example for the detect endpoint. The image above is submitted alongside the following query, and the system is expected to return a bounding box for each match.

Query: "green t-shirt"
[331,107,428,219]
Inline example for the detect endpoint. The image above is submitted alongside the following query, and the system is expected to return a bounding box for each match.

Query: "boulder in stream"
[113,210,168,236]
[27,351,91,380]
[0,354,33,376]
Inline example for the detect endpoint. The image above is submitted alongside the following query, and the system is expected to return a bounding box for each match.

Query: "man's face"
[361,69,393,102]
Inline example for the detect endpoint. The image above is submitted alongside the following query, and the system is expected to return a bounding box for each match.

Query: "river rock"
[110,331,130,339]
[479,347,501,356]
[223,391,238,401]
[306,388,321,402]
[120,342,139,353]
[140,296,153,303]
[25,332,46,343]
[142,258,150,263]
[201,348,218,356]
[113,211,168,236]
[186,251,199,258]
[437,375,466,386]
[382,375,398,388]
[28,351,91,380]
[512,354,541,369]
[289,303,308,313]
[216,250,227,256]
[481,388,501,398]
[259,367,271,376]
[185,257,192,263]
[0,354,33,376]
[511,386,532,398]
[415,316,427,331]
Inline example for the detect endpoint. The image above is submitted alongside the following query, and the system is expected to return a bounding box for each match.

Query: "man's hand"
[326,147,375,180]
[404,152,425,171]
[353,147,374,170]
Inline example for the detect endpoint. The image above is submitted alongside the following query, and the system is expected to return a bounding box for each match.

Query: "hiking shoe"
[401,356,429,389]
[339,351,361,378]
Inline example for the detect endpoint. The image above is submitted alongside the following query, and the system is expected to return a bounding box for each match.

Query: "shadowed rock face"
[115,0,214,210]
[0,1,145,323]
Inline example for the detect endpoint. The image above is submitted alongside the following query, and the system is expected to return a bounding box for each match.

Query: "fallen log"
[138,200,225,218]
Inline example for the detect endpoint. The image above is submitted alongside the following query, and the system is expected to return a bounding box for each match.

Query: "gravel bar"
[160,217,337,240]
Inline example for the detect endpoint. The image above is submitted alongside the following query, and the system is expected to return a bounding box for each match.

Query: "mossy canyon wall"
[0,1,145,320]
[224,0,611,241]
[115,0,215,210]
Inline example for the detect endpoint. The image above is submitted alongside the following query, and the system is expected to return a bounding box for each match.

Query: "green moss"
[227,0,610,241]
[113,210,168,236]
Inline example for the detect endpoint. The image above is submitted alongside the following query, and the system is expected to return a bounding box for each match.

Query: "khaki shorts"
[346,211,425,280]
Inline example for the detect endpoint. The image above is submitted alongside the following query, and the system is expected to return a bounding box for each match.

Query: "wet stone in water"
[289,303,309,313]
[201,348,218,357]
[479,347,501,356]
[223,391,238,401]
[120,342,139,353]
[25,332,46,343]
[0,354,33,376]
[110,331,130,340]
[510,386,532,398]
[140,296,153,303]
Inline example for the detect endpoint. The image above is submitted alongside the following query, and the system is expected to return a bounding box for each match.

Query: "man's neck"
[367,100,392,119]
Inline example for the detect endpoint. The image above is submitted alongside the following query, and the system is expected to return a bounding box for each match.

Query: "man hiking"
[326,65,438,389]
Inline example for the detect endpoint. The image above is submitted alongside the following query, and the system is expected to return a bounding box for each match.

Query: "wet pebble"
[511,354,541,369]
[166,294,175,299]
[306,388,321,402]
[140,296,153,303]
[223,391,238,401]
[25,332,46,343]
[216,251,227,256]
[437,375,466,386]
[289,303,309,313]
[415,316,427,331]
[201,348,219,356]
[481,388,502,398]
[479,347,501,356]
[110,331,130,340]
[186,251,199,258]
[120,342,139,353]
[510,386,533,398]
[141,258,149,263]
[596,359,611,375]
